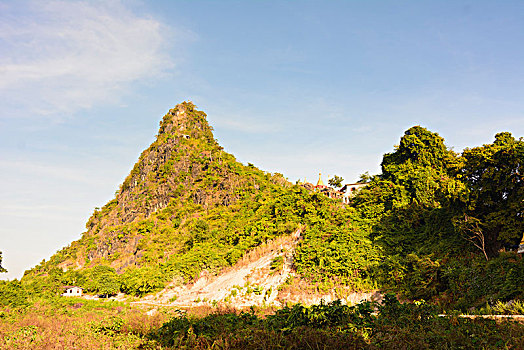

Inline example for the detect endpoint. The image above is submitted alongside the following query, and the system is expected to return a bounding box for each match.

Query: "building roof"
[62,285,83,290]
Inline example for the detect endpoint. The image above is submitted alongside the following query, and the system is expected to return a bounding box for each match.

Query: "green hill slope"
[23,102,377,297]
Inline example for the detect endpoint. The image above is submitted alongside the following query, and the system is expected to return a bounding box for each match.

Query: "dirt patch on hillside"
[134,227,380,308]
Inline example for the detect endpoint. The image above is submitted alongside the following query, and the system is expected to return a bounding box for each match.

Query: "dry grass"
[0,301,168,350]
[276,276,379,307]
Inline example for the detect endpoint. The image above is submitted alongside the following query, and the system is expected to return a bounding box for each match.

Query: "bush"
[270,256,284,271]
[149,297,524,349]
[0,280,30,309]
[120,266,165,296]
[84,266,120,297]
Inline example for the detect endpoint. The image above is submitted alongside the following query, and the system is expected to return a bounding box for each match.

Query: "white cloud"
[0,0,176,117]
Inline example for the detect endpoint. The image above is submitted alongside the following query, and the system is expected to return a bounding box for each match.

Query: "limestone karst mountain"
[24,102,377,304]
[28,102,288,272]
[77,101,285,268]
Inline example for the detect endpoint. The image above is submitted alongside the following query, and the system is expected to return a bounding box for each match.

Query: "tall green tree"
[355,126,466,246]
[457,132,524,257]
[380,126,464,208]
[353,127,468,297]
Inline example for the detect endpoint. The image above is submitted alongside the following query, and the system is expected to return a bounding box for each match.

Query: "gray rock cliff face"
[62,102,262,269]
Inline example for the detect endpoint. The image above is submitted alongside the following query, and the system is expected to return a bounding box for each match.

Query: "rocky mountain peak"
[46,102,270,271]
[157,101,216,147]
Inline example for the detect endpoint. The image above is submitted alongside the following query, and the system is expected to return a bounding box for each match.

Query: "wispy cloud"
[0,0,177,118]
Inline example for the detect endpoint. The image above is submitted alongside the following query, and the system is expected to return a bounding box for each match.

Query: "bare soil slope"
[135,228,380,308]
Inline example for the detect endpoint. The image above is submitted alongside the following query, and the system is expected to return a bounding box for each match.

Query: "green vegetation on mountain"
[2,102,523,349]
[13,103,523,312]
[21,102,379,297]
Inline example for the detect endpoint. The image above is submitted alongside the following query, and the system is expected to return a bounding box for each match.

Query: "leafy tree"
[0,280,29,308]
[0,251,6,273]
[380,126,464,208]
[358,172,372,183]
[61,269,85,286]
[458,132,524,257]
[328,175,344,188]
[85,266,120,297]
[356,126,465,250]
[352,126,524,306]
[352,126,469,296]
[120,266,165,296]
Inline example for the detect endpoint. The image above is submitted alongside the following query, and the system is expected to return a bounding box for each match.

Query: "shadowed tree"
[457,132,524,257]
[352,126,467,299]
[0,251,6,273]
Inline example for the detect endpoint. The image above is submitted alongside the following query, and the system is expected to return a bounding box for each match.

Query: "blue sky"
[1,0,523,280]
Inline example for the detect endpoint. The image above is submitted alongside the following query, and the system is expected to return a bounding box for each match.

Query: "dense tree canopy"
[354,127,466,254]
[350,127,524,304]
[84,266,120,297]
[457,132,524,256]
[380,126,465,208]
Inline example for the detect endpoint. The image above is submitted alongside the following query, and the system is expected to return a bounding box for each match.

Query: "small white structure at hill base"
[61,286,83,297]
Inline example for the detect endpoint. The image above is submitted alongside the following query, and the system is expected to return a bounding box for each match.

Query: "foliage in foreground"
[150,295,524,349]
[0,296,169,350]
[1,289,523,349]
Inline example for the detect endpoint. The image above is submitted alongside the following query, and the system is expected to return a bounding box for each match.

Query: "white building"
[61,286,83,297]
[340,183,368,203]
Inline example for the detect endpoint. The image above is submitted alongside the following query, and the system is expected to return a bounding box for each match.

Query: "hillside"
[3,104,523,350]
[17,104,523,311]
[38,102,291,272]
[22,102,378,301]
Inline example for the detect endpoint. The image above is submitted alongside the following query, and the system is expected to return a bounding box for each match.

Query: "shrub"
[120,266,165,297]
[0,280,30,309]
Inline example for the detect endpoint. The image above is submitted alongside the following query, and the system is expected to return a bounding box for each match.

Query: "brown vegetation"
[0,301,168,349]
